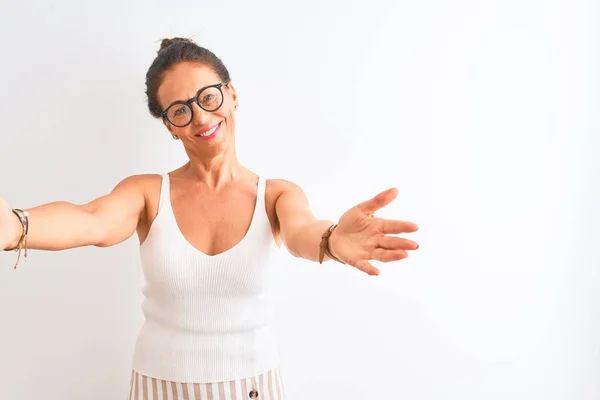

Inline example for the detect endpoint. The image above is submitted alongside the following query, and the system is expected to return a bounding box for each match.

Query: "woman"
[1,38,419,399]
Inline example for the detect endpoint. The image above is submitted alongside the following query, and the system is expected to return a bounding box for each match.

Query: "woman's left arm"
[274,180,419,276]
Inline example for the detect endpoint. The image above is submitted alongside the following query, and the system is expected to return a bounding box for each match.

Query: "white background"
[0,0,598,399]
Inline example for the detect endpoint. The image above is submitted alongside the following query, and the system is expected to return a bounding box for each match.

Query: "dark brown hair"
[145,37,231,118]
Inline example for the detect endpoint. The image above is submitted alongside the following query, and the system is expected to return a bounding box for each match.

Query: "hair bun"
[158,37,194,53]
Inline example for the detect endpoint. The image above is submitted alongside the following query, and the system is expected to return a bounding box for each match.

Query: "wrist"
[319,223,344,264]
[6,212,24,250]
[327,228,341,260]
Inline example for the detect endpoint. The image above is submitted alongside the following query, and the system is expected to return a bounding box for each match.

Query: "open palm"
[329,188,419,275]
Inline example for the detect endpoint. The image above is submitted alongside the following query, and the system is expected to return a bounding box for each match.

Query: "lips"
[195,122,221,140]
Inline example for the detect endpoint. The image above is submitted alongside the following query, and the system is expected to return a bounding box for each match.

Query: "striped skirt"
[127,368,286,400]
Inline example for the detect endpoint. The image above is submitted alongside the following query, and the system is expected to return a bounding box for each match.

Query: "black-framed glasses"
[161,82,228,127]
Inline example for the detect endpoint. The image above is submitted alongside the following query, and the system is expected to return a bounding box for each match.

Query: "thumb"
[356,187,398,215]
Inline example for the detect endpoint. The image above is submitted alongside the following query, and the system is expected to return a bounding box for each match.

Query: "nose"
[191,102,211,126]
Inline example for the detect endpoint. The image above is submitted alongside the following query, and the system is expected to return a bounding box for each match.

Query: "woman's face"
[157,61,238,159]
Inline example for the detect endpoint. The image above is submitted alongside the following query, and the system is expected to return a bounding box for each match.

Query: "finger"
[356,188,399,215]
[371,248,408,262]
[355,259,380,276]
[379,219,419,235]
[378,236,419,251]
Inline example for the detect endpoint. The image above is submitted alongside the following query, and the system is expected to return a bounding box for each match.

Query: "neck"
[181,146,246,189]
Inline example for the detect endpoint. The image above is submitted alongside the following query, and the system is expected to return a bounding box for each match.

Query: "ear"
[226,82,238,106]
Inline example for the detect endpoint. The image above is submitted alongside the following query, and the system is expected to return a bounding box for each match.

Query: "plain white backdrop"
[0,0,597,399]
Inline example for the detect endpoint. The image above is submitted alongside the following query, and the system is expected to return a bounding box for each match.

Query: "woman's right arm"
[1,175,147,252]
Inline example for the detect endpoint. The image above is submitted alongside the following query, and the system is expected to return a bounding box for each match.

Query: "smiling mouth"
[195,122,221,140]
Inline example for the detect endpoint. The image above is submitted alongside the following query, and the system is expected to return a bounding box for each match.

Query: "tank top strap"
[157,173,171,214]
[246,175,269,239]
[256,175,266,210]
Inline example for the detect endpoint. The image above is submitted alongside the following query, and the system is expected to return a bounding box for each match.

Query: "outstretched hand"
[328,188,419,276]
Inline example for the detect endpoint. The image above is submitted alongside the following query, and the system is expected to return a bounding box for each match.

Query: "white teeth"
[200,124,219,136]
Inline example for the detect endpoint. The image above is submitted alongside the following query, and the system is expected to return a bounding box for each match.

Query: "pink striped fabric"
[127,368,285,400]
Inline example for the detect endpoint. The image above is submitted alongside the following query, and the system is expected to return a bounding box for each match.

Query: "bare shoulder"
[266,179,308,211]
[115,173,162,189]
[108,173,162,201]
[266,178,306,200]
[105,173,164,215]
[82,174,159,210]
[118,173,164,205]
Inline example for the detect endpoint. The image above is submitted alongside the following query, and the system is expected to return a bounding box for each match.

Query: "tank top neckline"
[152,173,265,259]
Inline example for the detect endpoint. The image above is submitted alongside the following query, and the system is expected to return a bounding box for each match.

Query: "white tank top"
[131,174,281,383]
